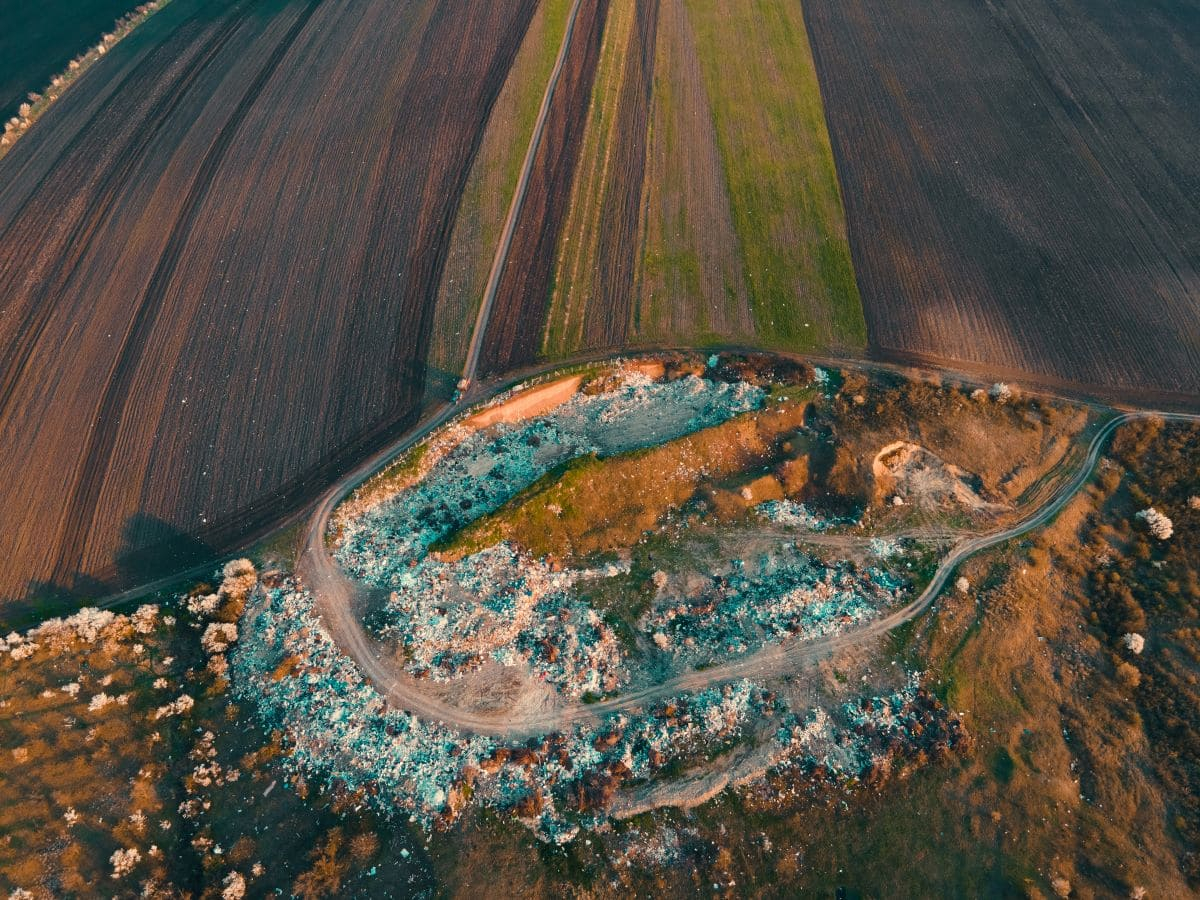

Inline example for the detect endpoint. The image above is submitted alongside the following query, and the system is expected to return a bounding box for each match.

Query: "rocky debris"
[232,581,776,840]
[337,371,764,576]
[644,549,897,663]
[872,442,1001,512]
[333,372,765,695]
[756,500,831,531]
[767,677,971,789]
[377,543,627,697]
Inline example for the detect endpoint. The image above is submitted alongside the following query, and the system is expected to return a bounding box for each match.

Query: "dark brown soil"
[577,0,660,350]
[0,0,537,607]
[804,0,1200,399]
[477,0,610,376]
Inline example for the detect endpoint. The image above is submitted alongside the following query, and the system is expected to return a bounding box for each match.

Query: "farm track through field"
[0,0,540,607]
[297,369,1200,737]
[461,0,588,388]
[477,0,610,376]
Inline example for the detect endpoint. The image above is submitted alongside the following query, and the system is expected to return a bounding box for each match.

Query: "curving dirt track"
[300,371,1200,736]
[0,0,540,607]
[804,0,1200,402]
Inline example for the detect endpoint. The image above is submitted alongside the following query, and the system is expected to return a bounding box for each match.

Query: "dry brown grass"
[441,395,811,562]
[826,372,1093,503]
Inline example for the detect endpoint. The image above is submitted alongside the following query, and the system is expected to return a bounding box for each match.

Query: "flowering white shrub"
[110,847,141,879]
[220,559,257,598]
[221,872,247,900]
[187,593,220,618]
[1122,632,1145,654]
[152,694,194,720]
[1136,507,1174,540]
[990,382,1014,403]
[131,604,159,634]
[202,623,238,655]
[1189,495,1200,511]
[63,607,115,643]
[88,693,114,712]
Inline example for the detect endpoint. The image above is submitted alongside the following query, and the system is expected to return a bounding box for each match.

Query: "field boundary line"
[460,0,587,387]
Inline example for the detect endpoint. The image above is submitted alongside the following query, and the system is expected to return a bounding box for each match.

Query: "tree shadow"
[3,514,214,630]
[112,513,215,585]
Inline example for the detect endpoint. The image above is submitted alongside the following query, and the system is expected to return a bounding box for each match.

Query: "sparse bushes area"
[1085,421,1200,881]
[0,560,428,897]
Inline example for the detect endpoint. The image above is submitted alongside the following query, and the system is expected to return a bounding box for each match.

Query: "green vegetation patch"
[684,0,865,349]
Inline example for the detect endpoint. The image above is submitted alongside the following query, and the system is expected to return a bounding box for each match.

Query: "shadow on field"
[2,515,214,629]
[113,514,216,584]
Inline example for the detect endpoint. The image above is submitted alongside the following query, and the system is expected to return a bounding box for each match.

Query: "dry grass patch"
[439,396,812,562]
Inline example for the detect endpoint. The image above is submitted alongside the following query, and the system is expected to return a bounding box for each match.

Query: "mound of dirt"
[871,441,1006,512]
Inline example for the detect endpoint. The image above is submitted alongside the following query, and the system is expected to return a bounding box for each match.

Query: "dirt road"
[461,0,588,388]
[298,392,1200,737]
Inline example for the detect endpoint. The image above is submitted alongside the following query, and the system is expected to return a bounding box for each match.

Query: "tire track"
[0,4,250,422]
[50,1,322,583]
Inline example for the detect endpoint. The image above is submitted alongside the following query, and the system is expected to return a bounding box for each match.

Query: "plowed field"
[804,0,1200,402]
[0,0,536,608]
[484,0,865,373]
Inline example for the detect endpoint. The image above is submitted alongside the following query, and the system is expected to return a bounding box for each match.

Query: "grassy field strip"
[684,0,865,350]
[635,0,754,344]
[542,0,637,356]
[428,0,574,379]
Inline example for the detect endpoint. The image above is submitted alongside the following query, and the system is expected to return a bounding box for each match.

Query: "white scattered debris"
[1136,507,1173,540]
[756,500,832,530]
[868,538,901,559]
